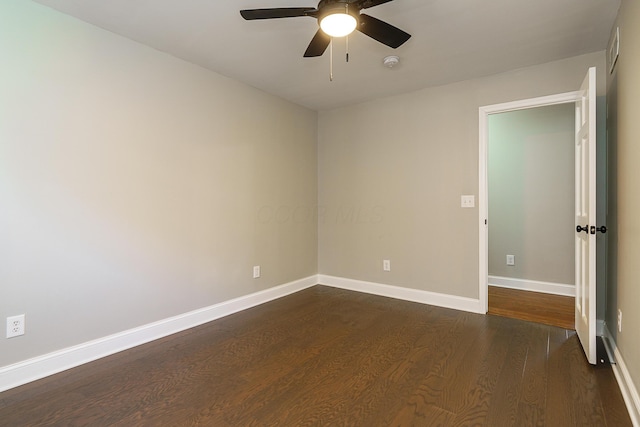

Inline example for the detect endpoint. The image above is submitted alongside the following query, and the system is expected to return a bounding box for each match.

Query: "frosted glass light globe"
[320,13,357,37]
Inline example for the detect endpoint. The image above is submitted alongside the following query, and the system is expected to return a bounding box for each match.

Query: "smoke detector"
[383,55,400,68]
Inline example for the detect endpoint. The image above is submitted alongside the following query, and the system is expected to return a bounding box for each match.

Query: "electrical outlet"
[6,314,25,338]
[506,255,515,266]
[253,265,261,279]
[383,259,391,272]
[618,309,622,333]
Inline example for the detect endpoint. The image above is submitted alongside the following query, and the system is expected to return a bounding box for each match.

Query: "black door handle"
[592,225,607,234]
[576,225,589,234]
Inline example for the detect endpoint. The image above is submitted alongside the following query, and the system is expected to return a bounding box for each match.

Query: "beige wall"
[318,52,606,299]
[488,104,575,285]
[606,0,640,397]
[0,1,318,367]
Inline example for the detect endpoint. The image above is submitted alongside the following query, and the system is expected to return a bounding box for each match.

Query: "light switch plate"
[461,195,475,208]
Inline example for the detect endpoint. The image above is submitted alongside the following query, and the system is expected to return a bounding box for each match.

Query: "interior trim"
[0,275,317,393]
[319,275,484,314]
[603,326,640,426]
[478,91,582,315]
[488,275,575,297]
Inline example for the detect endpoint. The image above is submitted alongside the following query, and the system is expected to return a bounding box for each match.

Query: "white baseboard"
[2,273,597,397]
[0,276,317,393]
[489,275,575,297]
[318,275,484,314]
[603,326,640,426]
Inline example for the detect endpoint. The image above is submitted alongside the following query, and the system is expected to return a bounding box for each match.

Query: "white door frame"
[478,91,581,313]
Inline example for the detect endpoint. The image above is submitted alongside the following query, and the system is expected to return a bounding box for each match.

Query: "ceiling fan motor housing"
[317,0,361,25]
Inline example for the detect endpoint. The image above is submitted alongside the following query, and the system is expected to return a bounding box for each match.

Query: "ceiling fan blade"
[358,0,395,9]
[240,7,317,20]
[357,13,411,48]
[304,29,331,57]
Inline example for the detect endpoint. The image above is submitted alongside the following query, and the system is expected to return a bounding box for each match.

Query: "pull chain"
[329,37,333,81]
[346,4,350,63]
[346,34,349,63]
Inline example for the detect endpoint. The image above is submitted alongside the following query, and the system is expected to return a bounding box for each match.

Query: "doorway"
[478,92,580,320]
[486,103,575,329]
[480,69,602,364]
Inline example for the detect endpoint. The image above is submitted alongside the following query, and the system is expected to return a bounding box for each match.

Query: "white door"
[574,67,597,365]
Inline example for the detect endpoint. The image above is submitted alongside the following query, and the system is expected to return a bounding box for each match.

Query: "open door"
[574,67,597,365]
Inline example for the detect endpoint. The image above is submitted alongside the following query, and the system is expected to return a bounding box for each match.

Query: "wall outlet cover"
[6,314,25,338]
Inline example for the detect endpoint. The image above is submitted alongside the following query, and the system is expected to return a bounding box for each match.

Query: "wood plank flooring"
[0,286,630,426]
[488,285,575,330]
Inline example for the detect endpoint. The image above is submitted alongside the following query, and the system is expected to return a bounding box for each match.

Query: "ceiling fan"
[240,0,411,58]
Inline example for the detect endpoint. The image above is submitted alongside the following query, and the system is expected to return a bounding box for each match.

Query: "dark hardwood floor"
[0,286,630,426]
[488,285,575,330]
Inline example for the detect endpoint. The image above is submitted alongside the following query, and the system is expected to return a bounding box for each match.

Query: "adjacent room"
[1,0,639,425]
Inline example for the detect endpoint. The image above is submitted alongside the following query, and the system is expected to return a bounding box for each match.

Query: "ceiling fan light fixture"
[320,11,357,37]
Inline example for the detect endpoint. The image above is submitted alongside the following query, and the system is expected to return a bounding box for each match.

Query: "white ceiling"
[33,0,620,111]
